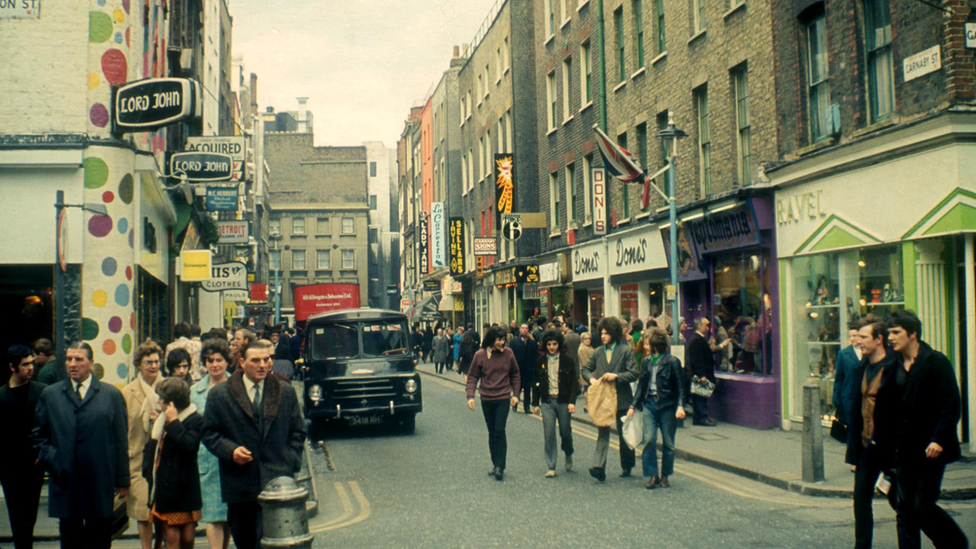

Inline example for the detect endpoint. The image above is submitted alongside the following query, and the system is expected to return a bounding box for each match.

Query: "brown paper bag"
[586,377,617,427]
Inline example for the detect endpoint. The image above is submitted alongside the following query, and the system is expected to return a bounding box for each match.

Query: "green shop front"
[771,114,976,448]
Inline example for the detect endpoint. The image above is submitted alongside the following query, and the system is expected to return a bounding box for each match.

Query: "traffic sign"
[503,220,522,242]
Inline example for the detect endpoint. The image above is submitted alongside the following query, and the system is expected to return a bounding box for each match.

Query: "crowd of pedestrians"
[0,322,306,549]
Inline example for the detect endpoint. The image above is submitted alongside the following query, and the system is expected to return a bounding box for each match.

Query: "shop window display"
[791,246,903,418]
[713,251,772,376]
[619,283,639,322]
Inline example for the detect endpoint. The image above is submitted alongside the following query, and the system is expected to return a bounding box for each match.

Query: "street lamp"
[270,229,283,325]
[54,190,110,366]
[656,111,687,345]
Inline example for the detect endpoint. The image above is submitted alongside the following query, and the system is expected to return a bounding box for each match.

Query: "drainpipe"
[596,0,608,132]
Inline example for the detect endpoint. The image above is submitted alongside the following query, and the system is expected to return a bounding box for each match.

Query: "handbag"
[829,417,848,443]
[621,411,643,450]
[690,377,716,398]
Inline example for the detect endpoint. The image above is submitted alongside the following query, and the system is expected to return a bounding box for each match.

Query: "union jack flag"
[594,126,652,210]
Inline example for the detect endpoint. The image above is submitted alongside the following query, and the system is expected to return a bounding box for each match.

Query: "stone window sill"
[631,67,646,80]
[613,80,627,93]
[723,2,746,21]
[795,137,836,157]
[651,51,667,67]
[852,118,895,139]
[688,29,707,45]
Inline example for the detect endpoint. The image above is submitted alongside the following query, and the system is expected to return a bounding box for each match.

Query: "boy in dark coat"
[203,339,306,549]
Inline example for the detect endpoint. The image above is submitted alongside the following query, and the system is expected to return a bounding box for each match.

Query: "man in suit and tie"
[32,342,129,549]
[581,316,640,481]
[203,339,306,549]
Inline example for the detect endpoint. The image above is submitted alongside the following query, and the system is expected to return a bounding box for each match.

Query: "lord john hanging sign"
[114,78,201,132]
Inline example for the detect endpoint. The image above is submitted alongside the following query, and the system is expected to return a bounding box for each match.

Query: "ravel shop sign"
[494,154,515,226]
[205,186,238,211]
[114,78,199,132]
[572,241,604,282]
[217,220,248,244]
[662,201,761,282]
[293,283,361,321]
[609,230,668,276]
[419,211,429,274]
[431,202,446,268]
[449,217,465,275]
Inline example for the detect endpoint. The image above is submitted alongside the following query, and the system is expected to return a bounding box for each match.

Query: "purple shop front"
[667,196,781,430]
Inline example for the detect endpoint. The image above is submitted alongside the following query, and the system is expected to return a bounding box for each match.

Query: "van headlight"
[404,379,418,394]
[309,384,323,401]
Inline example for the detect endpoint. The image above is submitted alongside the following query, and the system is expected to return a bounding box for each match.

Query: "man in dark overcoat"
[32,342,129,549]
[508,323,539,413]
[203,339,306,549]
[0,344,48,549]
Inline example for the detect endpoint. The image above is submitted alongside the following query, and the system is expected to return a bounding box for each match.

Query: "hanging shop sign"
[200,261,247,292]
[661,201,761,282]
[515,264,539,284]
[419,211,429,274]
[114,78,200,132]
[431,202,446,268]
[169,152,233,182]
[205,186,238,211]
[494,154,515,226]
[423,280,441,292]
[449,217,465,275]
[223,290,248,302]
[495,268,516,289]
[572,241,604,282]
[592,168,607,235]
[217,220,248,244]
[179,250,212,282]
[474,237,497,256]
[250,283,268,302]
[186,136,246,181]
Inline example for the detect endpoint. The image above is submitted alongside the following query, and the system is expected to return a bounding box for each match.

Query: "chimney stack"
[297,97,309,133]
[453,45,459,58]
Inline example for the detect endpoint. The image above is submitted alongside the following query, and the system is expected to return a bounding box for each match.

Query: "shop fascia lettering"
[690,209,758,251]
[776,190,826,225]
[573,242,603,280]
[302,292,352,301]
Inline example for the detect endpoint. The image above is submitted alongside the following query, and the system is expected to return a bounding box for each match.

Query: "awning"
[410,292,445,323]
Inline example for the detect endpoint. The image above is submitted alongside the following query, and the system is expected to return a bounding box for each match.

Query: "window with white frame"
[583,154,593,224]
[693,0,706,33]
[484,64,490,98]
[565,163,576,225]
[292,217,305,235]
[615,8,625,82]
[504,37,511,72]
[562,56,573,120]
[341,250,355,270]
[732,64,752,186]
[549,172,560,231]
[580,41,592,104]
[634,0,645,68]
[547,70,557,131]
[466,91,472,118]
[807,15,831,141]
[460,95,467,125]
[478,138,485,182]
[270,218,281,236]
[496,47,503,82]
[560,0,568,24]
[291,249,306,270]
[548,0,556,37]
[316,250,331,270]
[468,150,475,191]
[505,110,513,152]
[477,75,484,105]
[498,115,505,152]
[695,86,712,196]
[655,0,665,55]
[270,249,281,271]
[341,217,354,234]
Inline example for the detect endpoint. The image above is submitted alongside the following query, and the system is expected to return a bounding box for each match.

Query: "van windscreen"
[310,323,359,360]
[361,321,410,357]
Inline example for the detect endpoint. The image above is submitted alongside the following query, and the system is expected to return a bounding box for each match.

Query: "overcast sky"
[231,0,500,149]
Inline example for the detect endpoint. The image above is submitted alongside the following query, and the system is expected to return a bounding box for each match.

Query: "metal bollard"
[294,443,318,517]
[258,476,314,549]
[801,378,825,483]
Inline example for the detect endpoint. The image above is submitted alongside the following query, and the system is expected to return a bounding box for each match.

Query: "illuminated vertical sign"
[431,202,446,268]
[419,211,429,274]
[592,167,606,235]
[449,217,465,275]
[494,154,514,227]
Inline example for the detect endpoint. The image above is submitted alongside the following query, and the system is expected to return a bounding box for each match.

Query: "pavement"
[416,361,976,500]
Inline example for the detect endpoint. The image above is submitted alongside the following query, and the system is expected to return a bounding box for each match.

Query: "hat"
[576,324,588,334]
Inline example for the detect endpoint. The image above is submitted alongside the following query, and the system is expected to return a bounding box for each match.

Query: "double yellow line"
[308,480,371,533]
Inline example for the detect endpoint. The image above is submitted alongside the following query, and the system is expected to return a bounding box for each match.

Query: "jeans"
[481,399,510,470]
[58,517,113,549]
[541,400,574,470]
[227,501,263,549]
[894,460,968,549]
[692,393,710,424]
[0,468,44,549]
[593,409,636,472]
[852,448,885,549]
[641,402,677,478]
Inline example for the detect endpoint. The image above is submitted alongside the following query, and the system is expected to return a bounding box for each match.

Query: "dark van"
[302,308,422,434]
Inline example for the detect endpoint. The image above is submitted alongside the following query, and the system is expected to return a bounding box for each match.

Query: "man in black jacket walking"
[687,317,716,426]
[203,340,306,549]
[878,309,967,549]
[508,324,539,413]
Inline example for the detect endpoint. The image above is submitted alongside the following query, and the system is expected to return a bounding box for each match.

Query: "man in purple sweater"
[466,326,521,481]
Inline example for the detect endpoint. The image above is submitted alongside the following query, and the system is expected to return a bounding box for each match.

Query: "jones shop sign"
[114,78,199,132]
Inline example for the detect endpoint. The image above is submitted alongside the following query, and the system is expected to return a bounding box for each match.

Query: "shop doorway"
[0,266,54,371]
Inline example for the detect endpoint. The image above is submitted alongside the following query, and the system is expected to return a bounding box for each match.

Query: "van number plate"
[348,415,384,426]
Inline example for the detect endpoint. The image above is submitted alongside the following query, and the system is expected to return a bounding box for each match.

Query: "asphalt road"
[303,372,975,548]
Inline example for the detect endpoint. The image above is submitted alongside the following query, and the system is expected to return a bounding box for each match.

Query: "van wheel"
[309,420,331,441]
[398,414,416,435]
